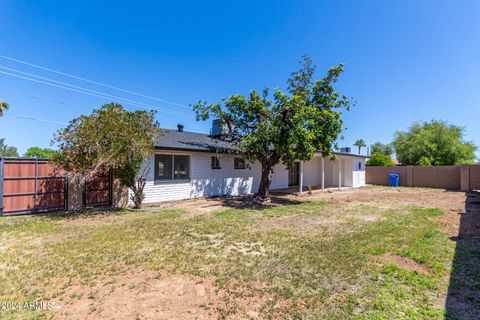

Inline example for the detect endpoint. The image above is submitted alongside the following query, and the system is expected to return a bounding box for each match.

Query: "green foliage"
[193,55,351,197]
[393,120,477,165]
[354,138,367,154]
[23,146,55,159]
[366,152,394,166]
[0,101,8,117]
[53,103,161,188]
[0,138,19,157]
[371,141,394,155]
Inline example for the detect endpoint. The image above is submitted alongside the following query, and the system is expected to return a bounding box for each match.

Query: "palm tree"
[0,101,8,117]
[354,139,367,155]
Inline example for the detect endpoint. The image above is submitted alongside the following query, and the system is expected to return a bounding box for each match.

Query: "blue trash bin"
[389,174,400,187]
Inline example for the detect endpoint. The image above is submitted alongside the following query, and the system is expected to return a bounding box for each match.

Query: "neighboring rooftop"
[155,128,370,158]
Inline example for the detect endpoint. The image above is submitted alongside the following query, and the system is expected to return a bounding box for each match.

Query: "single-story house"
[135,124,368,204]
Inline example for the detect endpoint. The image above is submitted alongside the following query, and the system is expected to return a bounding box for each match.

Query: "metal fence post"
[33,157,38,212]
[0,158,4,215]
[108,170,113,207]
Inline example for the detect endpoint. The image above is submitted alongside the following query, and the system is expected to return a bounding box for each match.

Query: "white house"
[136,125,367,204]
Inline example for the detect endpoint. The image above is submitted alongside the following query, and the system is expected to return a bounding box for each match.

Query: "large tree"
[24,146,55,159]
[0,138,19,157]
[393,120,477,165]
[353,139,367,154]
[193,55,351,198]
[370,141,393,155]
[53,103,161,208]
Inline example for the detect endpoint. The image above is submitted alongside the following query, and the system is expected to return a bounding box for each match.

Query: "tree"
[392,120,477,165]
[53,103,161,208]
[370,142,393,155]
[0,138,19,157]
[353,139,367,154]
[24,147,55,159]
[0,101,8,117]
[193,55,351,199]
[366,153,394,166]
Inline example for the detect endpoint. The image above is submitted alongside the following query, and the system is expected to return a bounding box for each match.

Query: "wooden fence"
[0,157,118,216]
[366,164,480,191]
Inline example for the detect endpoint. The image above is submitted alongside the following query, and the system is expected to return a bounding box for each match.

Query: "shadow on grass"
[40,206,129,221]
[446,191,480,319]
[199,194,303,211]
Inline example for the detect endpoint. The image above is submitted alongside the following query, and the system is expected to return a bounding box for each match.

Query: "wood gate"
[0,157,113,215]
[83,172,113,208]
[0,157,66,215]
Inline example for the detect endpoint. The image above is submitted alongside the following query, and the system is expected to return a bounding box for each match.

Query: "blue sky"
[0,0,479,157]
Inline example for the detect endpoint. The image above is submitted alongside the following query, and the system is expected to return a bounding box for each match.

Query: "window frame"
[211,156,221,169]
[234,157,246,169]
[154,154,191,181]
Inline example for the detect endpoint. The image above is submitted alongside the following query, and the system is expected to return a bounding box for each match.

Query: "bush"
[366,153,394,166]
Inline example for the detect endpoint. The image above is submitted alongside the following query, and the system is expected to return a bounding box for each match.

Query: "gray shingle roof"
[155,129,370,158]
[155,129,235,153]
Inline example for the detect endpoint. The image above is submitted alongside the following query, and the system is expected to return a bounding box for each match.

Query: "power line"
[0,65,193,118]
[0,53,190,109]
[0,69,195,119]
[5,114,68,125]
[0,89,209,133]
[4,113,209,134]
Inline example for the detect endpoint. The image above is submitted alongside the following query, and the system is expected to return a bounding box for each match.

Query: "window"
[154,154,190,180]
[211,156,221,169]
[155,155,172,180]
[358,162,362,170]
[234,157,246,169]
[174,155,190,179]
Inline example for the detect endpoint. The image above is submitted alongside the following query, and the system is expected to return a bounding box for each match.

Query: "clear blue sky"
[1,0,479,157]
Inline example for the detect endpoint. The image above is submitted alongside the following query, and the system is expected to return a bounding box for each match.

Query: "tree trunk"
[257,164,273,199]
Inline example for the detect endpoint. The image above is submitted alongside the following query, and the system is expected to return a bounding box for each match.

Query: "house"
[136,124,368,204]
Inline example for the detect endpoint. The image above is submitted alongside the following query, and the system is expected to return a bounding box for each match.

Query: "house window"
[211,156,221,169]
[155,155,172,180]
[358,162,362,170]
[154,154,190,180]
[234,157,246,169]
[174,155,190,179]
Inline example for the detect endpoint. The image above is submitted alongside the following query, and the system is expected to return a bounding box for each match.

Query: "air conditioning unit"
[339,147,351,153]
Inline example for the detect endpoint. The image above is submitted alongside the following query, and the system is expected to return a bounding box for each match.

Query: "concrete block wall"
[366,165,480,191]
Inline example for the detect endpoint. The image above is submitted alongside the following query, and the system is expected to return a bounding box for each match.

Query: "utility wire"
[0,65,193,118]
[0,53,190,109]
[4,113,208,133]
[0,89,209,133]
[0,69,195,119]
[5,114,68,125]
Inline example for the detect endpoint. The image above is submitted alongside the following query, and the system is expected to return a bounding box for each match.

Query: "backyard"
[0,187,479,319]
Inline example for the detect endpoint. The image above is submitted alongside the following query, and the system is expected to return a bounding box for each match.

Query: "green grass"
[0,200,457,319]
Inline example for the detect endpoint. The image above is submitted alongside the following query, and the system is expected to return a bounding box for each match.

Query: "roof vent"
[177,123,184,132]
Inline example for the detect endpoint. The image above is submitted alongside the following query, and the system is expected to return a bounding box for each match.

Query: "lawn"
[0,188,474,319]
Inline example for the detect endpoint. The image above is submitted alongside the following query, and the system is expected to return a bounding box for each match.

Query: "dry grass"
[0,187,473,319]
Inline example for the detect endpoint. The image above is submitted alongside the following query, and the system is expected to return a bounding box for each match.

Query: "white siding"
[352,158,366,187]
[132,151,367,204]
[137,151,264,204]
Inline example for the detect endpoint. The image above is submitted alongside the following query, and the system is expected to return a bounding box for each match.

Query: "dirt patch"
[50,270,277,320]
[304,187,466,213]
[380,253,432,273]
[52,271,218,319]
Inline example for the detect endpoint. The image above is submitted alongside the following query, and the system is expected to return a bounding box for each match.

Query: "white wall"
[132,151,366,204]
[351,158,366,187]
[138,151,263,204]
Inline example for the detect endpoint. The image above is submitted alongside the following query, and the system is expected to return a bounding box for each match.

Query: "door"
[288,162,300,186]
